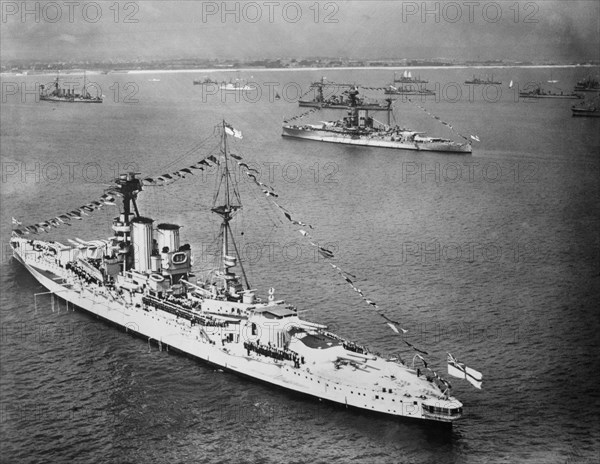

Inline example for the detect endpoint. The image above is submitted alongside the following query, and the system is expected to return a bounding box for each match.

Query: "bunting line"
[328,262,408,335]
[283,107,320,124]
[406,97,479,144]
[11,193,117,236]
[141,153,221,187]
[236,154,414,341]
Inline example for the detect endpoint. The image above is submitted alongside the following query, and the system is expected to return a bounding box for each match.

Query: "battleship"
[464,75,501,85]
[39,72,103,103]
[519,84,582,99]
[299,78,392,110]
[10,121,468,424]
[284,88,472,154]
[573,76,600,92]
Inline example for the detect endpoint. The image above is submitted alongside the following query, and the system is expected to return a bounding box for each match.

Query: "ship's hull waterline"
[40,96,103,103]
[518,94,582,100]
[282,127,472,154]
[12,246,462,425]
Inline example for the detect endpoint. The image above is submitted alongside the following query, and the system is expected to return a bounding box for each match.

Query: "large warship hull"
[11,241,463,424]
[282,126,472,154]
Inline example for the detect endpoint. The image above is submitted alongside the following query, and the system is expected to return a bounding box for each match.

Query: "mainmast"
[211,121,250,290]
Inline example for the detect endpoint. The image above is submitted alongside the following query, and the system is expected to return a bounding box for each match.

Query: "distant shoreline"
[1,64,597,78]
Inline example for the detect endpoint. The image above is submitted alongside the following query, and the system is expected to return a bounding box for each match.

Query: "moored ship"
[519,84,582,99]
[284,88,472,154]
[219,79,253,91]
[464,75,501,85]
[193,77,219,85]
[384,84,436,96]
[384,73,435,96]
[573,76,600,92]
[10,121,472,424]
[394,70,429,84]
[298,77,391,110]
[572,97,600,117]
[40,72,103,103]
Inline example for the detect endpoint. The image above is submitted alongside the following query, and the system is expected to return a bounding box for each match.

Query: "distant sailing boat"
[547,71,558,84]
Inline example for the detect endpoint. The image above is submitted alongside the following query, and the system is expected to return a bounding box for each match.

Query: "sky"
[1,1,599,63]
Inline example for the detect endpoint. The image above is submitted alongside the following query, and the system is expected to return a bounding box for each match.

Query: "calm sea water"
[1,67,599,463]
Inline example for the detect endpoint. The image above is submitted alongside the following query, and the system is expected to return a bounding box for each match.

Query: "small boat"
[547,71,559,84]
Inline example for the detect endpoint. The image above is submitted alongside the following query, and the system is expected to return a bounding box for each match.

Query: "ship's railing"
[243,341,304,368]
[142,295,227,327]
